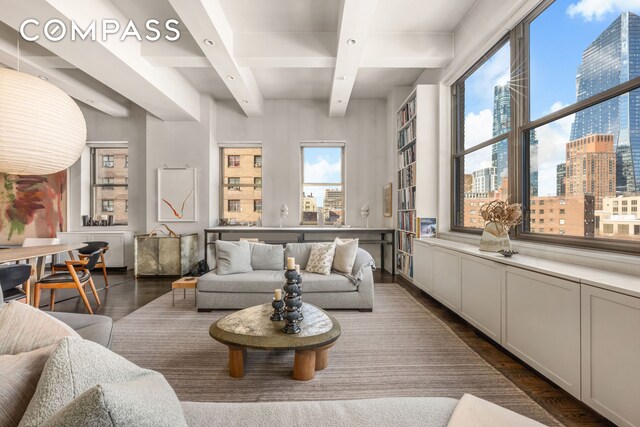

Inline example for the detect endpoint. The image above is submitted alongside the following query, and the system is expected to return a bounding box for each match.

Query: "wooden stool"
[172,277,197,307]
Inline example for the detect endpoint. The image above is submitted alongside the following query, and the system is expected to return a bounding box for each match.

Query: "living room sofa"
[197,242,375,311]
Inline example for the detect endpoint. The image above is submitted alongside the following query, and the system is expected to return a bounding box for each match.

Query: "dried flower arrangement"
[480,200,523,232]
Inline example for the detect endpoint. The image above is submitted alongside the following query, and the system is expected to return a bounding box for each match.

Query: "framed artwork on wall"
[158,168,197,222]
[383,183,392,217]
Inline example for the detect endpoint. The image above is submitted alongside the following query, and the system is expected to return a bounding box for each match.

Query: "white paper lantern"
[0,68,87,175]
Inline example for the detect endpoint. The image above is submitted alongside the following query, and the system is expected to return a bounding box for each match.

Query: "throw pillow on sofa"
[215,240,252,275]
[305,242,336,275]
[19,337,187,427]
[284,243,313,269]
[249,243,284,270]
[332,238,359,274]
[0,302,79,355]
[0,345,54,427]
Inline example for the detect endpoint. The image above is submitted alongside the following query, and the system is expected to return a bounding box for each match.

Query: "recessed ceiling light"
[242,100,248,103]
[347,38,357,45]
[38,75,48,81]
[204,39,215,46]
[339,75,349,80]
[86,99,94,104]
[226,75,235,80]
[337,100,343,103]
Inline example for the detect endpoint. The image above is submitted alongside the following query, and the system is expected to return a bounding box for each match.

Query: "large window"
[453,0,640,251]
[91,146,128,225]
[220,147,262,225]
[453,41,511,229]
[301,145,344,225]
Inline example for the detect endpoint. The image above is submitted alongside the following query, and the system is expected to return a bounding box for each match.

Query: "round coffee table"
[209,303,341,381]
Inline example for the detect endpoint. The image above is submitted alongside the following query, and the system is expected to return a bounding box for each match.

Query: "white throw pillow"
[332,238,359,274]
[305,242,336,275]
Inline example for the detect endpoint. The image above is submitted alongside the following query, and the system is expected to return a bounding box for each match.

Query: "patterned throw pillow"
[305,242,336,275]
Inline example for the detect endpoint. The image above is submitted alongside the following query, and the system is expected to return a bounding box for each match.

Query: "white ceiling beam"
[0,0,201,121]
[234,32,336,68]
[0,26,130,117]
[330,0,380,117]
[168,0,264,117]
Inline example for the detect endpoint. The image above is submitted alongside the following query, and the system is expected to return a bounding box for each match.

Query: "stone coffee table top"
[210,303,341,351]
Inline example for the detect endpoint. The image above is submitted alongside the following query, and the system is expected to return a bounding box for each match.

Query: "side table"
[172,277,197,307]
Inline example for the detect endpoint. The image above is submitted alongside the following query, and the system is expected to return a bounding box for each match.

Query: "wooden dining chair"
[52,241,110,288]
[34,250,103,315]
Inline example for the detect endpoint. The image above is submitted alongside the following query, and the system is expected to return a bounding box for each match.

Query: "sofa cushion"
[19,337,187,427]
[249,243,284,270]
[198,270,356,293]
[0,302,78,355]
[47,312,113,348]
[284,243,313,269]
[332,238,359,274]
[0,345,54,427]
[181,397,459,427]
[215,240,252,275]
[305,242,336,275]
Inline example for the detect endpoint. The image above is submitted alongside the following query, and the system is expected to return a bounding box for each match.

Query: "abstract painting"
[0,172,67,245]
[158,168,197,222]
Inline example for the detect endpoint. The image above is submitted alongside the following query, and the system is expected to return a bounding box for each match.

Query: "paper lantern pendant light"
[0,68,87,175]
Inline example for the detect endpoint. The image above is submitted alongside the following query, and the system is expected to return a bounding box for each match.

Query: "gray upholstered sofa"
[197,242,375,311]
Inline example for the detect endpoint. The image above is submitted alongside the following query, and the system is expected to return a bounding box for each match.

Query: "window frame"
[300,143,346,226]
[450,0,640,254]
[90,145,128,225]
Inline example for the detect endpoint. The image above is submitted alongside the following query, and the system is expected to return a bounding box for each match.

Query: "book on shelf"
[396,252,413,277]
[398,144,416,169]
[397,231,414,254]
[397,163,416,189]
[397,97,416,129]
[397,210,416,232]
[397,120,416,150]
[397,186,416,210]
[416,217,437,238]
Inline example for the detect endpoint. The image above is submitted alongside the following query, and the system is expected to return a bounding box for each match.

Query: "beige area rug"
[112,283,560,426]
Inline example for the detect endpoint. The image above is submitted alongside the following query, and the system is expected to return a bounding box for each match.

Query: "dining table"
[0,243,87,305]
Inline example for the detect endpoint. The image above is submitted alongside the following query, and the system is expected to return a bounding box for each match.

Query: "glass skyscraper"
[492,82,539,196]
[570,12,640,193]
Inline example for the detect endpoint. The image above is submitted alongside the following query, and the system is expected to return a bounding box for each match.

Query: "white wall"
[145,95,217,257]
[68,103,147,232]
[216,99,388,228]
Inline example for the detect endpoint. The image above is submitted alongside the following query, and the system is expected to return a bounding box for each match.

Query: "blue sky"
[464,0,640,196]
[303,147,342,207]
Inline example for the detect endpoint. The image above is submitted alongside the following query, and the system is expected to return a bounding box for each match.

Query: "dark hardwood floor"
[44,269,612,426]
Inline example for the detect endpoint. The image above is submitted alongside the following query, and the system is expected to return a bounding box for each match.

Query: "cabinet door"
[432,248,461,313]
[90,234,125,268]
[460,256,502,343]
[413,243,434,294]
[502,267,581,398]
[582,285,640,427]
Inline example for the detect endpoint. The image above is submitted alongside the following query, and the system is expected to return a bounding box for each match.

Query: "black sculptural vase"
[282,268,302,334]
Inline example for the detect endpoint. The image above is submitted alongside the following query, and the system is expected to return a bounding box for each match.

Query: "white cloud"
[304,158,341,183]
[464,108,493,149]
[567,0,640,21]
[533,102,575,196]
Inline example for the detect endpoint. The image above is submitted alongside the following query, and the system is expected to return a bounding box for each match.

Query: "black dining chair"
[35,250,103,315]
[0,264,32,304]
[52,241,110,288]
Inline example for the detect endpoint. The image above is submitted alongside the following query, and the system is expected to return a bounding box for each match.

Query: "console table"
[204,227,395,274]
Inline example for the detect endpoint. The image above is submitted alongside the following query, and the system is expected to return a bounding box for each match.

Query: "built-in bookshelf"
[396,94,417,278]
[394,84,438,281]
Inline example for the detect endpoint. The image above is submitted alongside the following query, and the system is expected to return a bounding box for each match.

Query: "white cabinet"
[432,247,461,311]
[502,267,581,398]
[413,242,434,294]
[460,256,502,343]
[581,285,640,427]
[57,231,135,269]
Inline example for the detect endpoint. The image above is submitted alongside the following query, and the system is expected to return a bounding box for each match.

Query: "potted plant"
[479,200,523,252]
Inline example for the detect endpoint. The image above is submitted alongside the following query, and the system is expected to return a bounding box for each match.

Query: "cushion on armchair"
[19,337,187,427]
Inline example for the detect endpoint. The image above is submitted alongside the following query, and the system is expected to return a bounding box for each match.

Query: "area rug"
[112,283,560,425]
